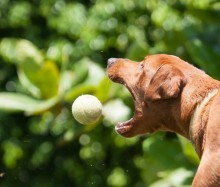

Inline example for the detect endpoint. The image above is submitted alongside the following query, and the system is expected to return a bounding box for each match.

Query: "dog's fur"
[107,54,220,187]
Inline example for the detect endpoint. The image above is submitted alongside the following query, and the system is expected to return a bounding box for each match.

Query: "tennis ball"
[72,95,102,125]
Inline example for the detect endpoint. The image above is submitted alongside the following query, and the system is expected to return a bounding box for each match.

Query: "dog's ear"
[144,64,185,101]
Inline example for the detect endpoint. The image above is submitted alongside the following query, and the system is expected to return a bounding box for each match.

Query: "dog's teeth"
[118,122,123,127]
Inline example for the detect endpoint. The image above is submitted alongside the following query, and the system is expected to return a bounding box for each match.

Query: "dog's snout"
[107,58,117,68]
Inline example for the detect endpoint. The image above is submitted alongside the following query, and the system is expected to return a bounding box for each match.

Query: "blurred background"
[0,0,220,186]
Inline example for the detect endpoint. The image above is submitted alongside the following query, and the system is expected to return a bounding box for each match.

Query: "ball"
[72,95,102,125]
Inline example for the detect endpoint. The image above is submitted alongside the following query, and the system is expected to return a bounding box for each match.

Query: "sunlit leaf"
[20,60,60,99]
[178,135,200,165]
[149,168,193,187]
[46,40,74,64]
[48,3,86,37]
[0,39,59,98]
[0,38,43,65]
[141,133,195,184]
[107,167,128,186]
[8,2,31,27]
[2,140,24,169]
[0,92,59,115]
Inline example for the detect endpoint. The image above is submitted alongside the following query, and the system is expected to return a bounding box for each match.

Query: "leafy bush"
[0,0,219,186]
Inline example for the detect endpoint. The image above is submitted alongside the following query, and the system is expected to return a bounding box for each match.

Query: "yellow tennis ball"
[72,95,102,125]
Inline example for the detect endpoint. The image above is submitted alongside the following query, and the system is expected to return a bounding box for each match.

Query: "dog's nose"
[107,58,117,68]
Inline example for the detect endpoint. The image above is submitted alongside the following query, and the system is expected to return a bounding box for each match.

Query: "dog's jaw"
[107,59,144,137]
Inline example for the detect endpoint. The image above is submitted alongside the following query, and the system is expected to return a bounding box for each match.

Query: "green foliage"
[0,0,219,186]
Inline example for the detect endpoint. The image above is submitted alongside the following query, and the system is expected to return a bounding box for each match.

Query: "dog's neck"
[189,89,219,157]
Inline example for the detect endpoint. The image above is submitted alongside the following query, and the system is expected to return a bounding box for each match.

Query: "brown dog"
[107,54,220,187]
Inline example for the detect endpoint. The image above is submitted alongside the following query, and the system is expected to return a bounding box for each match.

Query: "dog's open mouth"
[107,74,140,137]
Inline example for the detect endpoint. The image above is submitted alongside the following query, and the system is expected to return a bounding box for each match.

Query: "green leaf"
[0,38,17,62]
[2,140,24,168]
[0,39,59,98]
[48,3,86,37]
[149,168,193,187]
[187,8,220,24]
[46,40,74,64]
[0,92,59,115]
[64,84,96,102]
[64,58,105,102]
[126,41,149,61]
[107,167,128,186]
[178,135,200,165]
[71,58,90,87]
[0,38,43,65]
[83,58,105,86]
[186,39,220,79]
[20,60,60,99]
[141,133,195,184]
[95,77,113,103]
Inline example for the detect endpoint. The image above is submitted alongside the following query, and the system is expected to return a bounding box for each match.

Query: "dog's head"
[107,54,187,137]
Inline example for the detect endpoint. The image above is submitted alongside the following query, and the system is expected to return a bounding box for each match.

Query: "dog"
[107,54,220,187]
